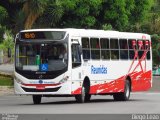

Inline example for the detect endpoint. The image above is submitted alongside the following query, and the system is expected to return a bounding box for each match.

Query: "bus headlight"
[59,76,69,84]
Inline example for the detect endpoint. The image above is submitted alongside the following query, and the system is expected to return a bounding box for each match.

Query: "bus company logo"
[91,65,107,74]
[39,80,43,84]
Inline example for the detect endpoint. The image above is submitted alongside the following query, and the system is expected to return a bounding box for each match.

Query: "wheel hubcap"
[82,87,85,101]
[125,84,130,98]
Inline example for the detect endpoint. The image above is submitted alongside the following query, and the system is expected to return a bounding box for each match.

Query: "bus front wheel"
[32,95,42,104]
[113,80,131,101]
[75,85,91,103]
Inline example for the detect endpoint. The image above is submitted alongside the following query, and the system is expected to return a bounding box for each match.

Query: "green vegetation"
[0,0,160,66]
[0,75,13,86]
[0,0,154,32]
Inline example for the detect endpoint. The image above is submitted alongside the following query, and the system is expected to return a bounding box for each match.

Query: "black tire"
[75,85,91,103]
[113,80,131,101]
[32,95,42,104]
[85,94,91,102]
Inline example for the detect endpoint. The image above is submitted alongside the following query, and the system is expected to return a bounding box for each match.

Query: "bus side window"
[119,39,128,60]
[138,40,144,59]
[128,39,137,60]
[110,38,119,60]
[100,38,110,59]
[90,38,100,59]
[82,37,90,60]
[145,40,150,60]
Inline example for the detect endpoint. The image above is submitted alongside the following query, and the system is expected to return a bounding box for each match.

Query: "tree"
[23,0,49,29]
[0,6,8,43]
[151,34,160,65]
[0,5,8,25]
[39,0,102,28]
[0,0,23,32]
[0,30,14,62]
[128,0,154,32]
[100,0,130,31]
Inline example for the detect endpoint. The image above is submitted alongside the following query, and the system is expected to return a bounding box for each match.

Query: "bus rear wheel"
[32,95,42,104]
[113,80,131,101]
[75,85,91,103]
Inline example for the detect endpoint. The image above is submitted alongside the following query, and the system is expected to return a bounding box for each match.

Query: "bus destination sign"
[20,31,66,40]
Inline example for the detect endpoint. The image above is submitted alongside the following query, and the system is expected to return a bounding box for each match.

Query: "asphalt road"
[0,92,159,114]
[0,64,160,119]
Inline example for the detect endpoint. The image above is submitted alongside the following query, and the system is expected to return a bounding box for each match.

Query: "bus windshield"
[15,41,68,72]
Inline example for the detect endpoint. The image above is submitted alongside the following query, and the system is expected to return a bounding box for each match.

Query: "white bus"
[14,29,152,104]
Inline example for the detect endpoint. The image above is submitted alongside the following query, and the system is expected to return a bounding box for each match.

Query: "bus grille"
[21,86,61,92]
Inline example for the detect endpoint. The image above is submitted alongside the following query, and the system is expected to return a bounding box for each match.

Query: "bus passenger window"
[110,39,119,60]
[147,51,150,60]
[100,38,110,59]
[145,40,150,60]
[111,50,119,59]
[101,50,110,59]
[90,38,100,59]
[119,39,128,60]
[82,37,90,59]
[100,38,109,49]
[91,50,100,59]
[128,40,137,49]
[137,40,144,59]
[128,39,137,60]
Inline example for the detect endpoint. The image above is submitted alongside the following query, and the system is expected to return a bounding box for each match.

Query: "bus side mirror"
[78,45,82,55]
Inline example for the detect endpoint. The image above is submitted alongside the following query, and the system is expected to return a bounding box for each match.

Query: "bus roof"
[20,28,151,40]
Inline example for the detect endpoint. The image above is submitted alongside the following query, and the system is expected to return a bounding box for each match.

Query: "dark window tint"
[111,50,119,59]
[144,40,150,50]
[119,39,128,60]
[100,38,109,49]
[120,50,128,60]
[91,50,100,59]
[147,51,150,60]
[82,37,90,59]
[110,39,118,49]
[101,50,110,59]
[119,39,128,49]
[110,39,119,60]
[129,50,137,60]
[82,37,90,48]
[138,50,144,59]
[129,39,137,49]
[82,50,90,59]
[90,38,100,59]
[90,38,100,48]
[137,40,144,50]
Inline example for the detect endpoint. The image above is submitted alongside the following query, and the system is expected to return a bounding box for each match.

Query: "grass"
[0,75,13,86]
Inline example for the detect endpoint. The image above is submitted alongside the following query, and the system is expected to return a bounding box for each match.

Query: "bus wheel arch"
[75,76,91,103]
